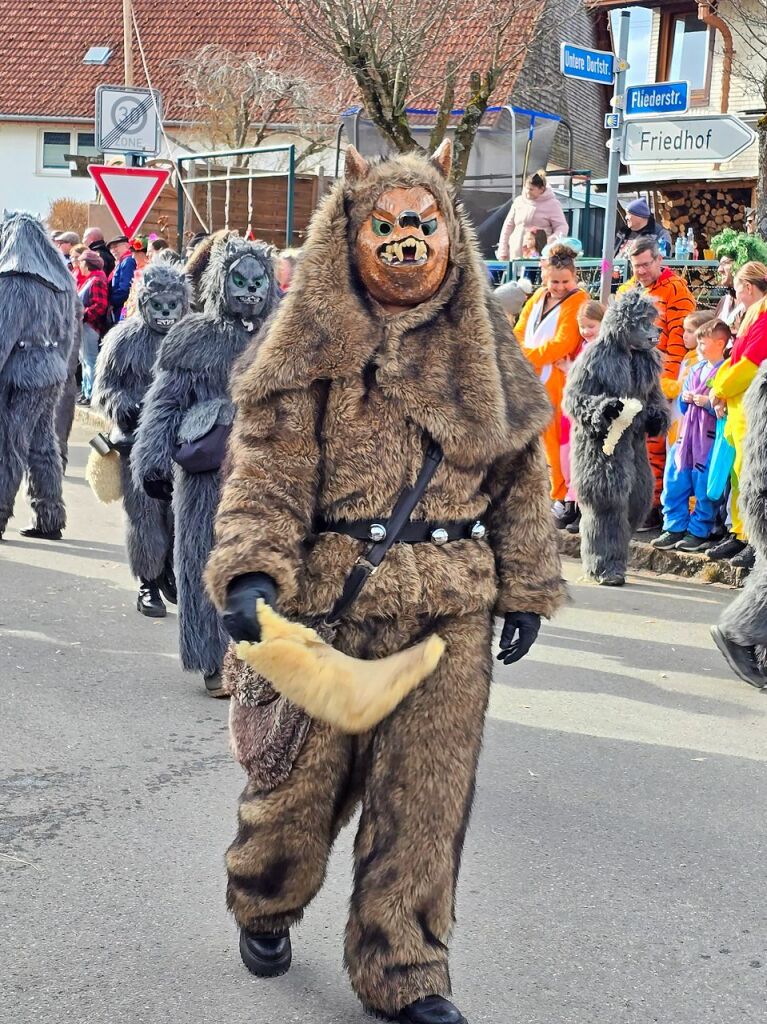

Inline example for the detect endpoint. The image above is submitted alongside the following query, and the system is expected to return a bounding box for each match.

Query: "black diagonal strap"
[326,438,443,624]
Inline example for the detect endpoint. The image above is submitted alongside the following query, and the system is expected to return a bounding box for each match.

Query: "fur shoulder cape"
[233,152,551,467]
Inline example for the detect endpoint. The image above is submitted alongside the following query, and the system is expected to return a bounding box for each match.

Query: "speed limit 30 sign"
[95,85,162,155]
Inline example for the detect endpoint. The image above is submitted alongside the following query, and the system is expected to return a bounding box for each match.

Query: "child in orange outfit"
[515,244,588,519]
[559,300,606,532]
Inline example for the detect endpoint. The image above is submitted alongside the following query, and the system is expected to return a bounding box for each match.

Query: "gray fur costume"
[132,238,278,676]
[92,263,190,581]
[564,289,670,581]
[719,364,767,647]
[0,211,79,538]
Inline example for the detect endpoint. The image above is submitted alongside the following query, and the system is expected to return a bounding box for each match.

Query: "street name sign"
[625,81,689,118]
[96,85,162,155]
[560,43,614,85]
[88,166,170,237]
[621,114,756,163]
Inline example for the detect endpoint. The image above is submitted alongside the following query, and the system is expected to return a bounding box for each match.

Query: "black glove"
[143,473,173,502]
[223,573,278,643]
[645,411,666,437]
[497,611,541,666]
[603,399,623,423]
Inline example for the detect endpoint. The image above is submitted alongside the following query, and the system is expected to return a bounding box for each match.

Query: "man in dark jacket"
[108,236,136,319]
[615,198,672,257]
[83,226,116,277]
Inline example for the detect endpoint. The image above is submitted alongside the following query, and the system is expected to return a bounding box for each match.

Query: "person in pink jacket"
[497,170,569,260]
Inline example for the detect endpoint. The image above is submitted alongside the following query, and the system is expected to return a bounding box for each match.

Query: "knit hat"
[81,249,104,270]
[626,198,652,219]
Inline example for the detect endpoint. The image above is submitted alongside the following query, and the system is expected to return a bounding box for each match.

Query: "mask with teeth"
[224,254,271,318]
[354,183,450,310]
[139,286,184,333]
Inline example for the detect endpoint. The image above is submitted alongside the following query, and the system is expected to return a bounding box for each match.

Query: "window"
[42,131,71,169]
[610,7,654,88]
[658,10,714,104]
[77,132,98,159]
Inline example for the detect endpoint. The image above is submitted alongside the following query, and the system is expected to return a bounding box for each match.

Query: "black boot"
[553,500,578,529]
[710,626,766,689]
[239,928,291,977]
[373,996,467,1024]
[20,526,62,540]
[565,510,581,534]
[137,578,166,618]
[157,561,177,605]
[203,671,228,699]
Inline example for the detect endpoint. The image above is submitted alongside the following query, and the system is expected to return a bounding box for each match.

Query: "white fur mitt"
[603,398,644,455]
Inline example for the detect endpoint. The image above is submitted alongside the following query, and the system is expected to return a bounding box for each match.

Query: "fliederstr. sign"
[625,81,689,118]
[621,114,756,163]
[96,85,162,155]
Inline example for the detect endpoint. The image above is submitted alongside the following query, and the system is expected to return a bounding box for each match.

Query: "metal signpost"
[96,85,162,158]
[621,114,756,163]
[625,81,689,118]
[597,11,630,304]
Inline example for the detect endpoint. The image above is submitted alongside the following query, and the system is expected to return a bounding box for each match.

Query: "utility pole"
[123,0,134,86]
[599,9,630,304]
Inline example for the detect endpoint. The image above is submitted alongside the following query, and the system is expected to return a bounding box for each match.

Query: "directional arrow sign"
[88,166,170,238]
[621,114,756,163]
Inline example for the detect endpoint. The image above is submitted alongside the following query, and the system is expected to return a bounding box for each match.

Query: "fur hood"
[600,288,659,352]
[233,149,551,467]
[200,236,279,320]
[0,210,74,293]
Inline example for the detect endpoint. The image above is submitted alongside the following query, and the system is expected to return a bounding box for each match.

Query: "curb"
[557,531,747,588]
[74,405,109,432]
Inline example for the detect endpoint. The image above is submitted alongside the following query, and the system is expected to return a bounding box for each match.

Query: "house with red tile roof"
[0,0,609,220]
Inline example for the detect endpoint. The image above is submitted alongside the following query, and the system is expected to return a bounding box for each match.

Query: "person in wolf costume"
[92,263,191,616]
[132,238,278,694]
[204,142,566,1024]
[712,348,767,689]
[563,289,670,587]
[0,211,79,541]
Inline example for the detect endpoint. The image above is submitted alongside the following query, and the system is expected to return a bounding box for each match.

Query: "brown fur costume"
[206,148,565,1016]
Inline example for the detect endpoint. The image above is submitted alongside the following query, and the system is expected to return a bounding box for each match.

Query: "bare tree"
[714,0,767,236]
[272,0,547,185]
[177,43,340,167]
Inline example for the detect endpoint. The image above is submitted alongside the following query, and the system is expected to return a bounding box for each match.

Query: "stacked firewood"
[657,186,752,249]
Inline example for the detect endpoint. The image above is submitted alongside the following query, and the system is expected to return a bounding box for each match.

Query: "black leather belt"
[316,517,487,545]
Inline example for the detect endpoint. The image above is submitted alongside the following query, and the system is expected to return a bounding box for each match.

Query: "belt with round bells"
[316,517,487,545]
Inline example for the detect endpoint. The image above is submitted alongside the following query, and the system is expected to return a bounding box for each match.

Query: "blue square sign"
[560,43,615,85]
[625,81,689,118]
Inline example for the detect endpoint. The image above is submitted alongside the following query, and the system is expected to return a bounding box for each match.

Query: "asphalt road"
[2,426,766,1024]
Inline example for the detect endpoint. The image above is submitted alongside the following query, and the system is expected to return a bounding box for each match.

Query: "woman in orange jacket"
[515,243,587,517]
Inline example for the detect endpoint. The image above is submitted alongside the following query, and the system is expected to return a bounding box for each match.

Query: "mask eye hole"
[421,217,437,237]
[150,299,161,311]
[372,217,393,237]
[232,273,246,288]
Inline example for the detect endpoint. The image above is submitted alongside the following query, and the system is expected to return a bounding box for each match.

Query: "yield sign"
[88,165,170,237]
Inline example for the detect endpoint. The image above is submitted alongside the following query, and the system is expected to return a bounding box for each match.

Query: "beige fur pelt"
[235,602,445,734]
[85,448,123,503]
[603,398,644,455]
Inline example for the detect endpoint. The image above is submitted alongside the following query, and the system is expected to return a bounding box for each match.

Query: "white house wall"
[0,122,98,216]
[627,0,764,180]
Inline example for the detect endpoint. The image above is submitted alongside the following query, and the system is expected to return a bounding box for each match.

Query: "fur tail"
[235,603,445,734]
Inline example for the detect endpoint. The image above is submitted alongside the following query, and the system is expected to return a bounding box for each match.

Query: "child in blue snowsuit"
[652,319,730,551]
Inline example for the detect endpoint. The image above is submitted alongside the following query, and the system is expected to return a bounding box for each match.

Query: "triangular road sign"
[88,165,170,238]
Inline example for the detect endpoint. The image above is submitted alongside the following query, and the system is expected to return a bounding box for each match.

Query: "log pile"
[657,187,752,250]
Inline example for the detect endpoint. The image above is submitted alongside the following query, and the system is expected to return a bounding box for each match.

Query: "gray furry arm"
[563,384,621,436]
[131,367,194,486]
[92,328,140,430]
[485,438,567,619]
[642,380,671,434]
